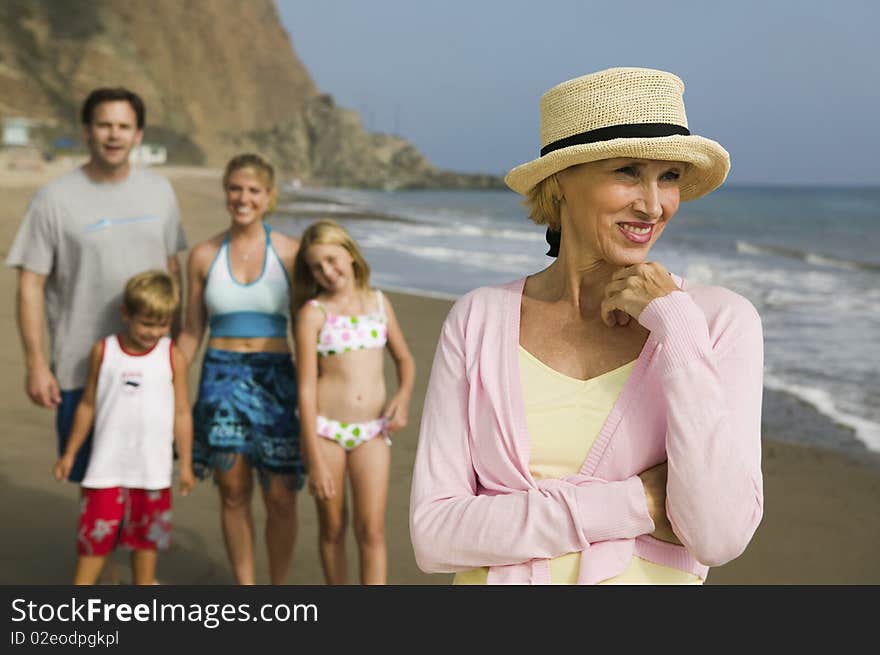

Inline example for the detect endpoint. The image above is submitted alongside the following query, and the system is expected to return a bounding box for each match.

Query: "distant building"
[2,117,33,147]
[130,143,167,165]
[52,137,78,151]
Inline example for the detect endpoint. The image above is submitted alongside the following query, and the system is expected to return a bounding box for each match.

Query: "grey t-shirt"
[6,166,187,390]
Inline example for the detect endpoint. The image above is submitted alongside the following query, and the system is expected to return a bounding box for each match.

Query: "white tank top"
[81,335,175,490]
[203,224,291,338]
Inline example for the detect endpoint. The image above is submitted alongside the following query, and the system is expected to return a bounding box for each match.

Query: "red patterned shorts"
[77,487,172,556]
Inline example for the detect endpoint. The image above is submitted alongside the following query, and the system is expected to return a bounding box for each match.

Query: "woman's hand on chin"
[600,262,680,327]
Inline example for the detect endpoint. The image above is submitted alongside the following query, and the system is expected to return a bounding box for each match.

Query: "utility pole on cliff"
[394,103,401,137]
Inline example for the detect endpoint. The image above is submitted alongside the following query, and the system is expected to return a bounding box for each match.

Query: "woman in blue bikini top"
[293,219,415,585]
[177,153,303,586]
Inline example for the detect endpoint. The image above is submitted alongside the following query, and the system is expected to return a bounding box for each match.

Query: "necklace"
[231,235,263,262]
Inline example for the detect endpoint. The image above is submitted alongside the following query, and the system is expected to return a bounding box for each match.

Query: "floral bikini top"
[308,290,388,357]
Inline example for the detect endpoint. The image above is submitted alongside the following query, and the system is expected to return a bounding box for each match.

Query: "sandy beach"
[1,164,878,584]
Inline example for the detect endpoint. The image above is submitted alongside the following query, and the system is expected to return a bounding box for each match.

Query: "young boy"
[54,270,195,585]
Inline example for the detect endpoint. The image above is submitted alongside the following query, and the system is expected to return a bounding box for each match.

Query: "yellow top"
[453,346,702,585]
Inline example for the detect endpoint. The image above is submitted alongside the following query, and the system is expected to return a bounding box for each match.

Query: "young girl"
[177,153,304,585]
[293,220,415,585]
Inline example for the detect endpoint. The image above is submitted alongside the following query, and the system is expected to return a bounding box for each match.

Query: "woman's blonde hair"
[522,173,562,230]
[293,220,371,311]
[223,152,278,213]
[123,270,180,319]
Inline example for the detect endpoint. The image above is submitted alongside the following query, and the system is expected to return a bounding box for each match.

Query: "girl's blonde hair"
[223,152,278,213]
[522,173,562,230]
[123,270,180,319]
[293,220,371,311]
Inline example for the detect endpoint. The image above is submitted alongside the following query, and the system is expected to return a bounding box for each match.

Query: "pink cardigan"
[409,276,764,584]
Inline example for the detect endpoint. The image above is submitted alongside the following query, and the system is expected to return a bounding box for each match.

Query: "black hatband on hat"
[540,123,690,157]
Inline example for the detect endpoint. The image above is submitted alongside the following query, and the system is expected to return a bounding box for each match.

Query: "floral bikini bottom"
[316,415,391,452]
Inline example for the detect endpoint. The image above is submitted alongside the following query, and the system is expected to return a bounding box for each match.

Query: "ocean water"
[273,185,880,458]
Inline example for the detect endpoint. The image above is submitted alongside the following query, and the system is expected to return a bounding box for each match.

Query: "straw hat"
[504,67,730,201]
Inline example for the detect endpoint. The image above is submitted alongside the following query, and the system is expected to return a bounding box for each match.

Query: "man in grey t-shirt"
[6,87,188,482]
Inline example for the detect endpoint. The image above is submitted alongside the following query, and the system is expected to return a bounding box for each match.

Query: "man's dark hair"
[80,87,146,129]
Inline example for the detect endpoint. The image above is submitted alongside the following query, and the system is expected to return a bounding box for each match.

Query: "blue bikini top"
[204,224,290,338]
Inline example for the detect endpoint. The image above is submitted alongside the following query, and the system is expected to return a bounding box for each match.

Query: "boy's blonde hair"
[523,173,562,230]
[223,152,278,213]
[293,220,370,311]
[123,270,180,319]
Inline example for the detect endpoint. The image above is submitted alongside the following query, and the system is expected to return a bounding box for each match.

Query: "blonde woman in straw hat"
[410,67,764,585]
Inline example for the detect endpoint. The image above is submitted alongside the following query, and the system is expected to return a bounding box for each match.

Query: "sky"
[277,0,880,186]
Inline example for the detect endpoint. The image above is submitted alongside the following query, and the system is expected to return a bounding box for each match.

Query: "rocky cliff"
[0,0,502,189]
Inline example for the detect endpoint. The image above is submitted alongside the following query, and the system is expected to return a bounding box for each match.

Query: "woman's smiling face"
[556,158,684,266]
[224,168,272,227]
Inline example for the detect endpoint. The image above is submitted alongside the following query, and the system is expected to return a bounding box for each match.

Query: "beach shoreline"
[1,166,878,584]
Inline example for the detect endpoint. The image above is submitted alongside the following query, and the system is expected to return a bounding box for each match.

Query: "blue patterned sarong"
[193,349,304,490]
